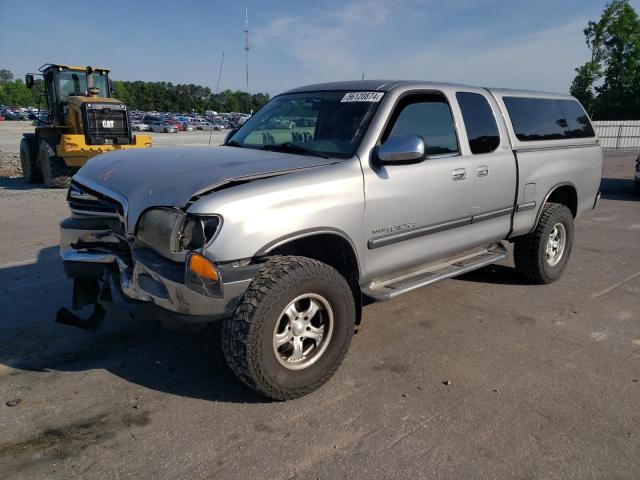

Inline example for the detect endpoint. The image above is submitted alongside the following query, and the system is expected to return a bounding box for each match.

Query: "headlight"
[136,208,221,255]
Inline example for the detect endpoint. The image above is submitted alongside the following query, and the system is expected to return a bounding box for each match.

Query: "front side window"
[384,94,459,156]
[456,92,500,154]
[228,91,382,158]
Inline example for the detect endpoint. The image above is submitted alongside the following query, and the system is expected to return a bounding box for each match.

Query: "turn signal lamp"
[185,253,221,298]
[188,253,218,281]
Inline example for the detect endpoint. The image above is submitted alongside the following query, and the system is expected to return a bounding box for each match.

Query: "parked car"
[131,122,150,132]
[635,153,640,196]
[149,121,177,133]
[0,110,18,120]
[143,115,160,125]
[190,120,217,131]
[58,80,602,400]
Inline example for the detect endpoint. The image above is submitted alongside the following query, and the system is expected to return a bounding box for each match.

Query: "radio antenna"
[216,52,224,94]
[244,1,249,92]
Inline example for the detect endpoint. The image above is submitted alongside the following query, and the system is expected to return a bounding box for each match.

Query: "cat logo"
[102,120,115,128]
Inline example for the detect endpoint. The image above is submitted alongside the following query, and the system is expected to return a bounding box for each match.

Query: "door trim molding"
[368,216,472,249]
[367,206,513,249]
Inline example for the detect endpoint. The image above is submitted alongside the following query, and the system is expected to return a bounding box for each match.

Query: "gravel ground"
[0,152,20,177]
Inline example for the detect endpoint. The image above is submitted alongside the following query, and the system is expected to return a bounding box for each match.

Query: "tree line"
[0,68,269,114]
[570,0,640,118]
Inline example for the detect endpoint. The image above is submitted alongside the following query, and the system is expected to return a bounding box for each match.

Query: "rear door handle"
[452,168,466,181]
[477,165,489,177]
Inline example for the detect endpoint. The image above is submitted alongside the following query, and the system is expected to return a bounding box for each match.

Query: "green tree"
[0,67,270,112]
[570,0,640,116]
[0,69,14,83]
[0,79,32,106]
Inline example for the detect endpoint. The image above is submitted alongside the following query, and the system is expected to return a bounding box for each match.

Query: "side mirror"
[376,134,426,163]
[224,128,238,144]
[25,74,34,89]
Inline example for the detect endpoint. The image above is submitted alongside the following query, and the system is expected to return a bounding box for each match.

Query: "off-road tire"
[222,256,356,401]
[514,203,574,284]
[39,140,73,189]
[20,135,42,183]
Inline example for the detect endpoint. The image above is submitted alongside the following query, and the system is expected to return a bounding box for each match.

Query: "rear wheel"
[222,256,356,400]
[514,203,574,284]
[39,140,73,189]
[20,135,42,183]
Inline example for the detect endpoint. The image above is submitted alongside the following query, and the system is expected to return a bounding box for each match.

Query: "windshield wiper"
[225,140,244,148]
[262,142,330,159]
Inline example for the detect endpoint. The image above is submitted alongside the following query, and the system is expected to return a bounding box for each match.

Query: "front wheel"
[514,203,574,284]
[222,256,356,400]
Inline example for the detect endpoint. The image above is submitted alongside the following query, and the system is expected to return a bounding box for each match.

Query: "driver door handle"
[452,168,466,181]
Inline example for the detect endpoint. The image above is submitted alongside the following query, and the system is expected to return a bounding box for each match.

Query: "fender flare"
[254,227,362,278]
[530,181,577,233]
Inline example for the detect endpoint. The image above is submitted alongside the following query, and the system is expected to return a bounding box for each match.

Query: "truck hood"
[73,146,338,231]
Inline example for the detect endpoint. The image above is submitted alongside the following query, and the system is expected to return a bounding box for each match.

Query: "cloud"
[388,17,591,93]
[253,1,592,94]
[254,0,395,82]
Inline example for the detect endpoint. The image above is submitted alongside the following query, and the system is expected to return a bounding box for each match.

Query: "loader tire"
[20,135,42,183]
[39,140,73,189]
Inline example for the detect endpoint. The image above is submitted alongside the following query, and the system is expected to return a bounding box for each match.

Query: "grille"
[68,181,124,219]
[83,104,132,145]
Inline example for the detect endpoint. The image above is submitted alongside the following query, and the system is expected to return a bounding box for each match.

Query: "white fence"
[593,120,640,149]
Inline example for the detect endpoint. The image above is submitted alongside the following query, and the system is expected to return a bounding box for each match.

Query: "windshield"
[58,70,109,98]
[227,91,383,158]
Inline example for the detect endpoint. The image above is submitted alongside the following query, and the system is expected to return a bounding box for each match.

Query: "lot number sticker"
[341,92,385,102]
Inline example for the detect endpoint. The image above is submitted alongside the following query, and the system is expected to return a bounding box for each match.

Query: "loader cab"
[26,64,112,125]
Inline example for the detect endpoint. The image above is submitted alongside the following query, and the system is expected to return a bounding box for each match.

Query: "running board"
[362,244,507,302]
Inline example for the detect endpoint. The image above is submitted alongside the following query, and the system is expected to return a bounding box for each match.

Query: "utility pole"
[244,1,249,92]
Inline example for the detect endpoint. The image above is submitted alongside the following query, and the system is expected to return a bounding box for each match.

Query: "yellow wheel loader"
[21,64,151,188]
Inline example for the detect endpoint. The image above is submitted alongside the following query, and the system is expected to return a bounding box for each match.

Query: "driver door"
[363,91,477,279]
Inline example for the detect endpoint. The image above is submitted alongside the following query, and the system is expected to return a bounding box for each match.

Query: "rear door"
[454,90,517,243]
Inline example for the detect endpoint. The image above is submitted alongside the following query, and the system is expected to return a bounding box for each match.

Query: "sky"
[1,0,639,95]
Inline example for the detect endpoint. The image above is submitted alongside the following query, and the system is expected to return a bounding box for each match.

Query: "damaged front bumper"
[59,217,259,324]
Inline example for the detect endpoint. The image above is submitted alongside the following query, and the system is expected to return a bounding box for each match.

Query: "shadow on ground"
[0,176,50,191]
[455,264,528,286]
[0,247,266,404]
[600,177,639,202]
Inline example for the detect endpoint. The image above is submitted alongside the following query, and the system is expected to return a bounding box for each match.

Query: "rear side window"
[456,92,500,154]
[557,100,595,138]
[385,94,459,155]
[503,97,595,141]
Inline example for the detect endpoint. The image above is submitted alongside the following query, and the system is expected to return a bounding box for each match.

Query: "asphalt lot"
[0,124,639,478]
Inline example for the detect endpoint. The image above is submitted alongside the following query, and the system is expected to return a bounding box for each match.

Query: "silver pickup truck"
[59,80,602,400]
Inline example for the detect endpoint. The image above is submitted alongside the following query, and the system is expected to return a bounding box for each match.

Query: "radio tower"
[244,1,249,92]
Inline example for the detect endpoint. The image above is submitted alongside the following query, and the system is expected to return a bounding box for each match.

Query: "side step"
[362,243,507,302]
